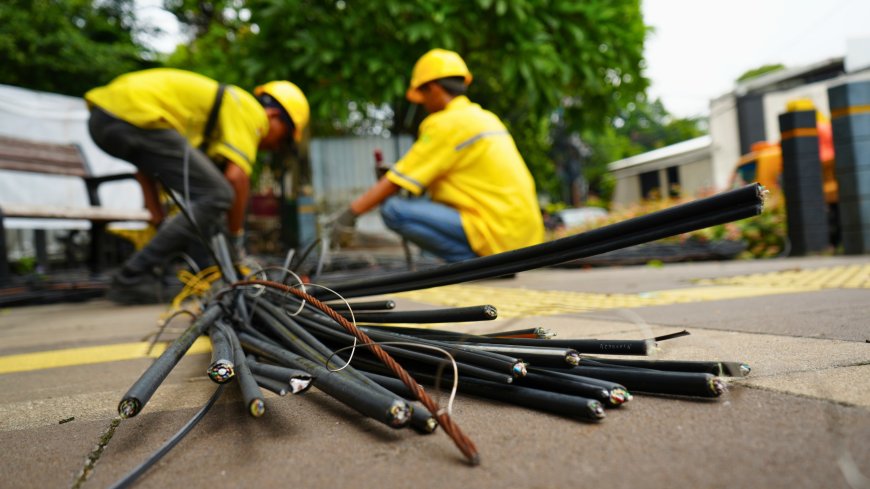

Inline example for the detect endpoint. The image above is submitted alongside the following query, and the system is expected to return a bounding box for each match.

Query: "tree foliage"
[737,63,785,83]
[581,97,706,201]
[0,0,154,96]
[165,0,649,199]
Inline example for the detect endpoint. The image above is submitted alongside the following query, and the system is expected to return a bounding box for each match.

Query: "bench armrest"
[83,173,138,206]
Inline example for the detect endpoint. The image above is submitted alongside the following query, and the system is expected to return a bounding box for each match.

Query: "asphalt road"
[1,256,868,489]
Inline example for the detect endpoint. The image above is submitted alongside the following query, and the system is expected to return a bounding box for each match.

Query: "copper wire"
[233,279,480,465]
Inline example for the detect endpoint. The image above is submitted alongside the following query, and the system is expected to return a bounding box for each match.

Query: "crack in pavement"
[70,417,121,489]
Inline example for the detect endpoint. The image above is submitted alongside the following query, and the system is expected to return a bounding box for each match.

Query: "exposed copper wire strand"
[233,279,480,465]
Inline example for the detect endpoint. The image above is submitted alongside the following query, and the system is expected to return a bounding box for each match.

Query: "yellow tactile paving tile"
[396,265,869,320]
[395,285,674,319]
[697,264,870,289]
[394,283,812,319]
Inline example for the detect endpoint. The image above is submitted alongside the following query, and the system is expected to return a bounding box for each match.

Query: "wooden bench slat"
[1,204,150,222]
[0,144,85,175]
[0,159,87,177]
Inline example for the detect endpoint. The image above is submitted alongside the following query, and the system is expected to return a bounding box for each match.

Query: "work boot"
[105,267,183,305]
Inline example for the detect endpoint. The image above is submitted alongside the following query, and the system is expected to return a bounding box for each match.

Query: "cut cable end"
[118,399,140,419]
[610,387,632,406]
[289,376,313,394]
[207,361,235,384]
[388,400,413,428]
[249,399,266,417]
[588,401,606,420]
[709,378,728,397]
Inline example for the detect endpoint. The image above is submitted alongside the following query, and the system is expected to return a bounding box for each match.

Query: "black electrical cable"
[107,384,225,489]
[439,336,653,356]
[324,300,397,311]
[303,322,516,384]
[239,332,413,429]
[361,365,605,421]
[338,305,498,324]
[288,237,321,272]
[118,303,223,418]
[153,175,223,279]
[529,366,628,392]
[455,343,580,368]
[206,325,234,384]
[251,299,437,432]
[316,185,764,298]
[515,370,630,407]
[246,360,313,388]
[552,365,727,398]
[334,203,762,299]
[483,327,551,339]
[359,327,527,378]
[254,374,289,396]
[580,357,750,377]
[217,321,266,417]
[321,203,757,298]
[281,304,525,380]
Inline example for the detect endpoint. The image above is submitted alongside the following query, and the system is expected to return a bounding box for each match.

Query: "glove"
[329,208,357,247]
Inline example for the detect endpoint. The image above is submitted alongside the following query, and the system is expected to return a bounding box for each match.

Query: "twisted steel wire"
[232,279,480,465]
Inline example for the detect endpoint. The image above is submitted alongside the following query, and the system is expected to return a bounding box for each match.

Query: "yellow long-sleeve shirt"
[387,96,544,255]
[85,68,268,175]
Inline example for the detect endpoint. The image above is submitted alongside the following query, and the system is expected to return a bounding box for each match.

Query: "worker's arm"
[224,161,250,236]
[135,172,165,227]
[349,176,400,215]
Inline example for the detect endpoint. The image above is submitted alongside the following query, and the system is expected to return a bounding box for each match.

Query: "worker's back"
[387,95,544,255]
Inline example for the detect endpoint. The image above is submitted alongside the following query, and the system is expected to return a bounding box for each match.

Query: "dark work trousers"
[88,107,233,273]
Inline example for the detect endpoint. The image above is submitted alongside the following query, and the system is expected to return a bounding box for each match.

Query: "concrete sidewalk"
[1,256,868,489]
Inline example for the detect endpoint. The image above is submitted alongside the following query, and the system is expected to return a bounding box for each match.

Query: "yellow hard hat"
[254,81,310,142]
[406,49,472,103]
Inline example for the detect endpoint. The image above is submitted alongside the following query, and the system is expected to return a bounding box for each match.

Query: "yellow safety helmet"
[254,81,310,142]
[406,49,473,104]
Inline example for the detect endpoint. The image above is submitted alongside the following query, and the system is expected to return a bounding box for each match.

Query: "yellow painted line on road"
[0,337,211,375]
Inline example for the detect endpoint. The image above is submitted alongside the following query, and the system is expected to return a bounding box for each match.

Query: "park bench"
[0,134,150,283]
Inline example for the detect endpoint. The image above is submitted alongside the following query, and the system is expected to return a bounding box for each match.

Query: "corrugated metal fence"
[310,135,414,212]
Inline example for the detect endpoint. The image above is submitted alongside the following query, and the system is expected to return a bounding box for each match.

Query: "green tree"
[0,0,155,96]
[580,96,706,201]
[165,0,649,199]
[737,63,785,83]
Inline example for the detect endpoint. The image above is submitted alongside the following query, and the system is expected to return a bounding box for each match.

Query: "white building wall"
[612,174,641,206]
[709,93,742,191]
[679,158,716,195]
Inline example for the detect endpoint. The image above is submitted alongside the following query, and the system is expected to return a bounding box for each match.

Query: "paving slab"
[1,385,867,489]
[1,256,869,489]
[577,289,870,342]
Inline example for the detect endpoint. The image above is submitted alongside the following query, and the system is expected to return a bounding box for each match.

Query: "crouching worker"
[330,49,544,262]
[86,68,309,303]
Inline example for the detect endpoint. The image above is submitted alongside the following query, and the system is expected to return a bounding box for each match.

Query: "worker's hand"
[328,207,357,247]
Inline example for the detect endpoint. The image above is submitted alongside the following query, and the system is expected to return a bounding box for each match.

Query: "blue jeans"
[380,197,478,263]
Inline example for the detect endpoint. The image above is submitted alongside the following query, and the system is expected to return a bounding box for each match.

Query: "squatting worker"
[331,49,544,262]
[85,68,309,303]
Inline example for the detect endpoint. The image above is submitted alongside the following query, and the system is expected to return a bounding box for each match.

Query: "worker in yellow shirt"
[331,49,544,262]
[85,68,309,303]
